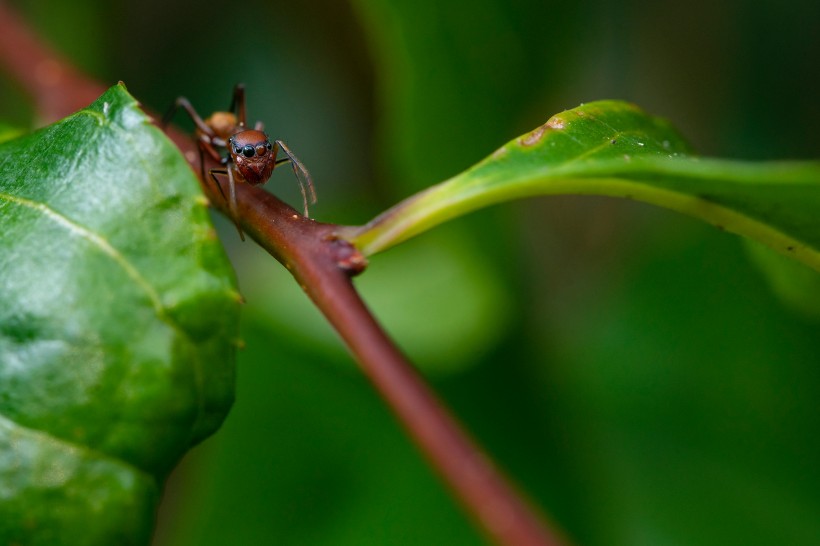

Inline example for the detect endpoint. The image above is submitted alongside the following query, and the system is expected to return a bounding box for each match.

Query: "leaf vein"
[0,191,166,316]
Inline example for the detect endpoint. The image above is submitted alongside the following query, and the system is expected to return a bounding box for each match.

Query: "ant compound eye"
[242,144,255,157]
[256,144,267,156]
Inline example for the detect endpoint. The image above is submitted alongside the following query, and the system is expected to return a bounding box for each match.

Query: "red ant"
[163,84,316,240]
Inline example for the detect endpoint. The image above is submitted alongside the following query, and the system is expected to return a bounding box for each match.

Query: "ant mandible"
[163,84,316,240]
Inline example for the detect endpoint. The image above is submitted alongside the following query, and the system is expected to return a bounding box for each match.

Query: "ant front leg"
[273,139,317,217]
[209,165,245,241]
[198,138,226,196]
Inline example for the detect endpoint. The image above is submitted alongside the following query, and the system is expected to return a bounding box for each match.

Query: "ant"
[163,84,316,240]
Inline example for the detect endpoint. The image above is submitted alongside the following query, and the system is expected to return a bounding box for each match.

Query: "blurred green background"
[3,0,820,544]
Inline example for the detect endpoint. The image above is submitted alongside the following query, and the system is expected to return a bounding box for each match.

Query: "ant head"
[228,130,273,161]
[228,129,276,185]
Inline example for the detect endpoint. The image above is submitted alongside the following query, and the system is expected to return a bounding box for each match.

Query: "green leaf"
[743,240,820,318]
[340,101,820,274]
[0,123,24,145]
[349,0,584,192]
[0,84,240,545]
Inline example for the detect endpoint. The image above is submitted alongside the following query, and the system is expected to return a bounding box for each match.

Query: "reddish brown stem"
[0,5,572,545]
[224,187,569,546]
[0,3,106,123]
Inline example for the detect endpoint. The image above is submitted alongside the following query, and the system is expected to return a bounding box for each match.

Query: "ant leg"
[197,139,227,200]
[162,97,214,137]
[209,167,245,241]
[198,146,206,188]
[274,139,317,217]
[161,98,183,128]
[206,158,227,202]
[229,84,247,129]
[209,168,228,203]
[226,166,245,241]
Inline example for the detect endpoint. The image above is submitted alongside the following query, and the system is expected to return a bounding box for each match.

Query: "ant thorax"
[204,111,239,140]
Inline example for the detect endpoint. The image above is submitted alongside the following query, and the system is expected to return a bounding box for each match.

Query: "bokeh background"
[2,0,820,544]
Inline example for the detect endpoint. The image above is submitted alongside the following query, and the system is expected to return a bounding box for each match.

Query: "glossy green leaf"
[340,101,820,275]
[0,84,240,545]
